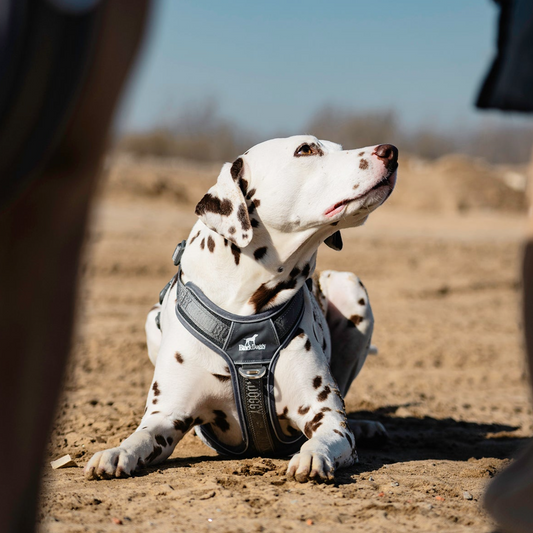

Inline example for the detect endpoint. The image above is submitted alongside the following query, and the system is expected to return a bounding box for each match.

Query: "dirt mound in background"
[102,152,527,215]
[388,154,527,213]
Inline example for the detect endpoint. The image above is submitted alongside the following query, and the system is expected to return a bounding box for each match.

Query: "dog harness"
[157,240,308,457]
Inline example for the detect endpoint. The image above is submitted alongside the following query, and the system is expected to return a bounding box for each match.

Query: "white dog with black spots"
[85,135,398,483]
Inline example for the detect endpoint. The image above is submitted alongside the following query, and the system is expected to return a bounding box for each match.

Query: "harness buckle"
[172,240,187,266]
[238,366,266,380]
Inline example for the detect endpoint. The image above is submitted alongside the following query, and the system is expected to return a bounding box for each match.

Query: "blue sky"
[117,0,508,137]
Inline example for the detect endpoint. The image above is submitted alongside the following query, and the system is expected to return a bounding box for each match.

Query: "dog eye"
[295,143,313,156]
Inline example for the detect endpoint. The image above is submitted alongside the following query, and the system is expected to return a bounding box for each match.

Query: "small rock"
[199,491,216,500]
[50,455,77,469]
[306,519,314,525]
[463,491,473,500]
[111,517,122,525]
[435,495,445,501]
[368,476,374,482]
[391,482,399,486]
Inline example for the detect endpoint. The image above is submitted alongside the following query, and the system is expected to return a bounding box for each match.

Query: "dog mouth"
[324,168,397,218]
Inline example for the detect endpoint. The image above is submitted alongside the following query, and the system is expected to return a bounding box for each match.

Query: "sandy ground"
[38,155,533,532]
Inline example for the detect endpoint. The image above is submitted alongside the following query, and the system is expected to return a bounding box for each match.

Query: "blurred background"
[115,0,532,166]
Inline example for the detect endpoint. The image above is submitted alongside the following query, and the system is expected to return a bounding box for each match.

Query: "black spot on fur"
[195,194,233,217]
[248,201,256,215]
[151,411,160,415]
[322,338,327,352]
[298,405,310,415]
[254,247,267,260]
[213,410,230,432]
[253,199,261,208]
[237,204,251,231]
[194,417,203,426]
[167,437,173,446]
[228,226,236,234]
[246,188,256,200]
[145,445,162,463]
[313,376,322,389]
[207,235,215,253]
[348,315,363,327]
[318,386,331,402]
[249,277,297,312]
[152,398,158,405]
[290,266,300,278]
[358,298,365,305]
[301,263,310,279]
[200,238,205,250]
[152,382,160,396]
[175,352,184,364]
[231,243,241,265]
[359,159,369,170]
[358,151,365,156]
[189,230,201,245]
[333,429,343,437]
[173,417,193,433]
[305,338,312,351]
[224,238,229,246]
[212,373,231,383]
[251,218,259,228]
[231,158,243,180]
[155,435,167,447]
[304,412,324,438]
[321,407,331,412]
[239,178,248,197]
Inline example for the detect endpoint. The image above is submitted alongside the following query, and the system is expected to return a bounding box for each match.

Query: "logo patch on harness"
[238,334,266,351]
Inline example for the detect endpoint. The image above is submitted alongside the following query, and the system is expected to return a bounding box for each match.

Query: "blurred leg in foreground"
[477,1,533,531]
[0,1,150,531]
[483,152,533,533]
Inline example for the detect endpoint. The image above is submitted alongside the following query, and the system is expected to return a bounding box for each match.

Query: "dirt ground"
[38,154,533,532]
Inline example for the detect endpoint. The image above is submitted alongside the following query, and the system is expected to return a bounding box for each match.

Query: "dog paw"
[286,451,335,483]
[347,419,388,446]
[84,447,138,480]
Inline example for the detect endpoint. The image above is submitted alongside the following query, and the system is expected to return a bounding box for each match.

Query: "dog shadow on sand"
[339,403,530,481]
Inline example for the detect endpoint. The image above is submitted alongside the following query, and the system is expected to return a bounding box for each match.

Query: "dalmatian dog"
[85,135,398,483]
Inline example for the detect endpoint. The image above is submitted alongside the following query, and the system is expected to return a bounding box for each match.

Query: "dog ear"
[324,230,343,251]
[195,158,252,248]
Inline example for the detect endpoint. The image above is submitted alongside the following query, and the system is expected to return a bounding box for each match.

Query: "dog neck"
[180,220,330,316]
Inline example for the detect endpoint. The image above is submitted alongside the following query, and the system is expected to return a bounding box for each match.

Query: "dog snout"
[373,144,398,172]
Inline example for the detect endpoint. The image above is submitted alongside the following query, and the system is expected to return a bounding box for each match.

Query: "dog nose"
[373,144,398,170]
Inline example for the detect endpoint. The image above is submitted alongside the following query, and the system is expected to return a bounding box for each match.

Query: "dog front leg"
[84,412,196,480]
[286,394,357,483]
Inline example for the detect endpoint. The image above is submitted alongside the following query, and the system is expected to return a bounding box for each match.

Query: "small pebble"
[111,517,122,525]
[368,476,374,482]
[435,495,445,501]
[377,492,385,497]
[306,519,314,525]
[463,491,473,500]
[207,518,213,522]
[391,482,399,486]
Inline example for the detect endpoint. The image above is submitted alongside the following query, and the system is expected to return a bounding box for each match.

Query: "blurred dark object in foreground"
[477,0,533,112]
[0,1,151,531]
[477,2,533,533]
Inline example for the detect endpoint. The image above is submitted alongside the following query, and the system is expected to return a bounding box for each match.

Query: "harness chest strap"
[159,240,307,456]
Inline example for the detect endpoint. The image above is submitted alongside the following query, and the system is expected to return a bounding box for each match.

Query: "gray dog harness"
[158,241,307,457]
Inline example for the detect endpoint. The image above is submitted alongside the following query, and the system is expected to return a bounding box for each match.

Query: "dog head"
[195,135,398,249]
